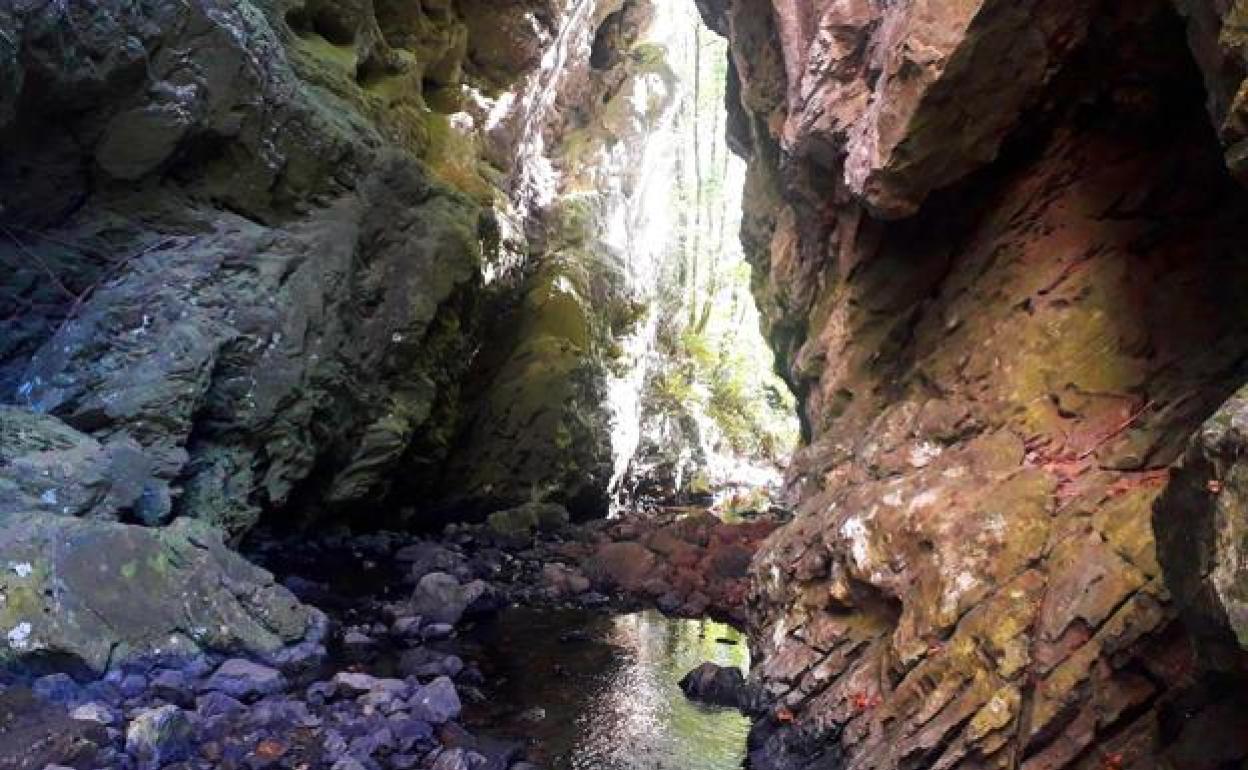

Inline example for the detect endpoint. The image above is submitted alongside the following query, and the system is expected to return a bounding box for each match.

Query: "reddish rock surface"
[705,0,1248,768]
[578,511,779,622]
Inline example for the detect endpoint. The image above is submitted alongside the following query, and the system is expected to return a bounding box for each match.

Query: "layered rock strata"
[699,0,1248,767]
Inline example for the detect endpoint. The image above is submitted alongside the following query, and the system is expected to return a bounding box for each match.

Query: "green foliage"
[636,0,798,468]
[652,320,796,463]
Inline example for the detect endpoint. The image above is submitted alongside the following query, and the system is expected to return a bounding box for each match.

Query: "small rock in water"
[196,691,245,718]
[125,704,193,765]
[429,747,479,770]
[678,661,746,708]
[305,680,337,705]
[518,706,546,722]
[119,673,148,699]
[391,717,433,748]
[410,572,493,625]
[391,615,423,638]
[342,629,377,660]
[331,671,379,695]
[398,647,464,679]
[271,639,327,675]
[578,592,609,608]
[422,622,455,640]
[149,668,191,705]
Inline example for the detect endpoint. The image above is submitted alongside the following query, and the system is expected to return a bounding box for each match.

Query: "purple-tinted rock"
[306,680,337,705]
[149,668,191,705]
[119,673,147,699]
[70,701,117,725]
[398,648,464,679]
[125,705,192,765]
[82,679,122,706]
[33,673,81,704]
[202,659,285,701]
[408,677,460,725]
[422,623,455,640]
[196,690,244,718]
[390,717,433,750]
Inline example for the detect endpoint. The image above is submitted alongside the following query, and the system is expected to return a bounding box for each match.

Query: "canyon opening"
[2,1,1248,770]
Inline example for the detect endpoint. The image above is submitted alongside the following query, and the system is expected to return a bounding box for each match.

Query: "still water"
[462,607,752,770]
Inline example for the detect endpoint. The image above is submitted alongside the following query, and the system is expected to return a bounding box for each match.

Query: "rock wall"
[0,0,674,534]
[436,3,678,519]
[0,0,673,669]
[704,0,1248,768]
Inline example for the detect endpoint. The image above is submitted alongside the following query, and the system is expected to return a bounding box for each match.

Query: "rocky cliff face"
[0,0,672,534]
[0,0,672,670]
[702,0,1248,768]
[7,0,1248,763]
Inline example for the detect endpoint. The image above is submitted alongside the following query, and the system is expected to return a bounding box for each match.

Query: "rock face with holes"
[704,0,1248,768]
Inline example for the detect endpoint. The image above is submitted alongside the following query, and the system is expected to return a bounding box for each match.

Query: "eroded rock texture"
[707,0,1248,767]
[438,4,677,517]
[0,0,489,534]
[0,0,673,668]
[0,0,673,534]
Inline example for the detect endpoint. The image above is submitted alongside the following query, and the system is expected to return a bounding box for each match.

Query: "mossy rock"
[486,501,572,537]
[0,513,323,673]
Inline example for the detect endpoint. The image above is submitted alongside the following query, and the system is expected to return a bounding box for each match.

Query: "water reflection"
[463,608,751,770]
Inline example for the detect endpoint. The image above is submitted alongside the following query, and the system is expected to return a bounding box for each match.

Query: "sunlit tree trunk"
[687,22,703,329]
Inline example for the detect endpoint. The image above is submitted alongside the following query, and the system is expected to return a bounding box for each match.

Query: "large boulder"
[486,501,571,539]
[1155,386,1248,671]
[0,513,324,673]
[583,541,658,592]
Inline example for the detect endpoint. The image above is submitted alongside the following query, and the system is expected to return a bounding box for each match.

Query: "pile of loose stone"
[1,505,775,770]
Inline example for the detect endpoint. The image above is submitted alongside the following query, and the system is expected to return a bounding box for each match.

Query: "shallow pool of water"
[462,607,752,770]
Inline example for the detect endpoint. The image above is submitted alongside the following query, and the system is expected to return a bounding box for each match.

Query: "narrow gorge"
[1,1,1248,770]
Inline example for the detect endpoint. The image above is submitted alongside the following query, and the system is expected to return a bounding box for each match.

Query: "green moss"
[423,113,496,203]
[487,501,571,537]
[293,34,359,74]
[522,270,593,349]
